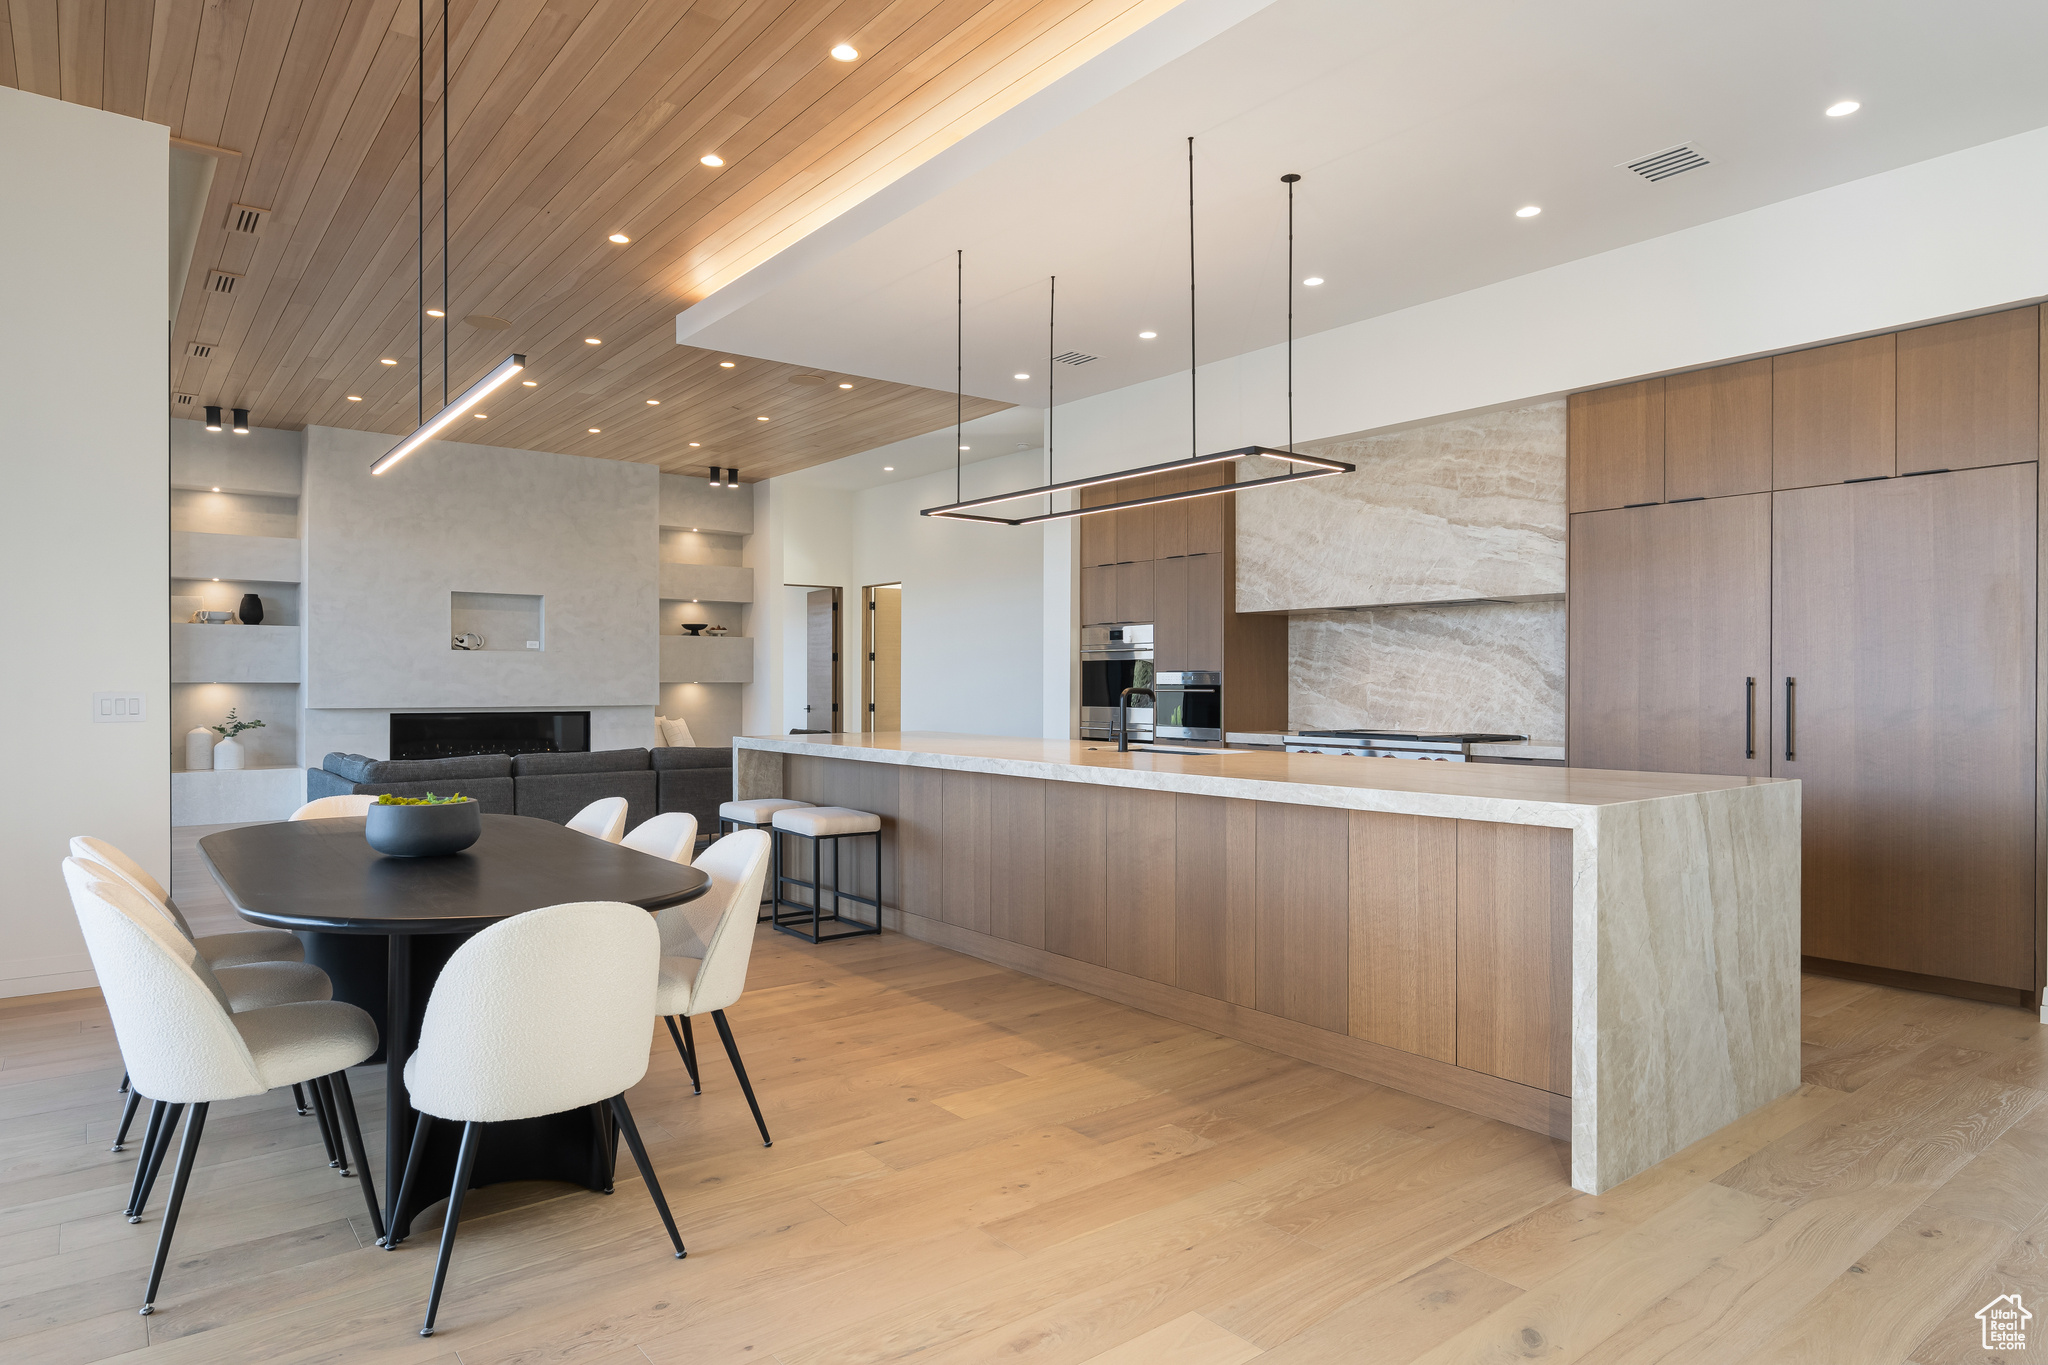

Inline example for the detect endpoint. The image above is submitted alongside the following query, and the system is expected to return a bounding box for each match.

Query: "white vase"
[185,727,216,771]
[213,735,245,770]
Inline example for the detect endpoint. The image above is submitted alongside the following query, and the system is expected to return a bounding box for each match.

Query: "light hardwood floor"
[5,840,2043,1363]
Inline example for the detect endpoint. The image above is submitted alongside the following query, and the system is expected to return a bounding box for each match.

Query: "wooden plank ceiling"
[0,0,1182,480]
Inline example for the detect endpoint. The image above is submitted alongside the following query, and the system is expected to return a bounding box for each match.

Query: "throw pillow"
[661,714,697,748]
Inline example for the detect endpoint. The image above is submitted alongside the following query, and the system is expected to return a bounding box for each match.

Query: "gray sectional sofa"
[305,746,732,835]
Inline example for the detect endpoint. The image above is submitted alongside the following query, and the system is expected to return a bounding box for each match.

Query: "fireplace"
[390,711,590,761]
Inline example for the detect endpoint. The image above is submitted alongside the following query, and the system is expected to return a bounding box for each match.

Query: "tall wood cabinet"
[1568,304,2044,1004]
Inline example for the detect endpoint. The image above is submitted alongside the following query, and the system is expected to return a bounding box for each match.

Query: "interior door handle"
[1783,677,1796,762]
[1745,677,1756,760]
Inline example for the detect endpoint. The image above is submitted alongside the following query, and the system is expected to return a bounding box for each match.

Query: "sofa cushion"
[511,747,650,777]
[650,746,730,772]
[515,769,657,827]
[322,752,512,784]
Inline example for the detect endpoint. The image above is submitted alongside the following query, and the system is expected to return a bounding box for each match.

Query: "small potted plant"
[363,791,482,857]
[210,709,266,770]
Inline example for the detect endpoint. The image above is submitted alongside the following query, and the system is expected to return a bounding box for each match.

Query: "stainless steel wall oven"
[1080,624,1153,740]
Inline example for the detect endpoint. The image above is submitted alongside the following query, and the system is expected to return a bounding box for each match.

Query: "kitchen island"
[735,732,1800,1194]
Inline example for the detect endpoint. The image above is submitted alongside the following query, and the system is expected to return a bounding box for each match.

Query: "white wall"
[0,89,169,997]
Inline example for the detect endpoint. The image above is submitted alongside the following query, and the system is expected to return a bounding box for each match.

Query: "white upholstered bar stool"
[291,794,377,820]
[716,798,812,919]
[390,901,685,1337]
[654,830,773,1145]
[769,807,883,944]
[567,796,629,842]
[63,871,382,1316]
[621,812,698,862]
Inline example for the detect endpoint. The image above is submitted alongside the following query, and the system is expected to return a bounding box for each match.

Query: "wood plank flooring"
[5,842,2044,1362]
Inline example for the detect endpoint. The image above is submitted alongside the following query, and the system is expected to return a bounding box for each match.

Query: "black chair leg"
[291,1082,311,1116]
[326,1071,384,1244]
[119,1071,129,1094]
[387,1112,434,1249]
[124,1100,166,1218]
[131,1102,184,1221]
[140,1102,208,1315]
[667,1015,700,1094]
[711,1010,771,1148]
[306,1075,343,1169]
[420,1121,481,1337]
[314,1077,352,1175]
[607,1094,685,1259]
[111,1087,142,1153]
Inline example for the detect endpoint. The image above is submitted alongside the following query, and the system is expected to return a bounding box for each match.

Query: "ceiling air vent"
[185,341,217,359]
[173,393,196,406]
[205,269,242,295]
[1053,351,1097,366]
[225,203,269,235]
[1621,143,1712,183]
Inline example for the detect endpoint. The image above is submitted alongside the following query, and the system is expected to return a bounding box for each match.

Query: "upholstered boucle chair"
[290,794,377,820]
[71,836,304,966]
[390,900,685,1337]
[63,870,382,1316]
[566,795,629,842]
[654,830,774,1147]
[621,812,698,862]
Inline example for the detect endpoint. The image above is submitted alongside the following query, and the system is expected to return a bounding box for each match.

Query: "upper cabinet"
[1897,308,2040,474]
[1772,334,1895,488]
[1079,486,1117,566]
[1566,378,1664,513]
[1664,359,1772,501]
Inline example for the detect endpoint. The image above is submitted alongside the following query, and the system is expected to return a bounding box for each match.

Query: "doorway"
[863,584,902,731]
[783,584,842,733]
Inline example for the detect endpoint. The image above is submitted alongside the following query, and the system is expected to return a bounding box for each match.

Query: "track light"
[231,408,250,434]
[708,465,720,486]
[204,405,223,432]
[370,354,526,474]
[725,468,738,488]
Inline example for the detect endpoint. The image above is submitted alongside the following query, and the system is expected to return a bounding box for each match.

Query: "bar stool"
[718,798,813,920]
[769,806,882,944]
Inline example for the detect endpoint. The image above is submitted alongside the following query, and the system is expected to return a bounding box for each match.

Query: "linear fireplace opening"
[390,711,590,760]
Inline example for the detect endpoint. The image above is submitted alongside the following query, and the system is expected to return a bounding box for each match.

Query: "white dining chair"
[63,870,383,1316]
[566,796,629,843]
[291,794,377,820]
[70,836,304,966]
[654,830,774,1147]
[389,900,685,1337]
[621,812,698,862]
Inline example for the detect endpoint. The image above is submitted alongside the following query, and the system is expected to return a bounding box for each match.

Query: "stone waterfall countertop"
[733,731,1786,829]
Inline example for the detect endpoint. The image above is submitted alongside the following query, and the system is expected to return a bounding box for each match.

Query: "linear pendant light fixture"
[922,143,1349,525]
[372,0,521,476]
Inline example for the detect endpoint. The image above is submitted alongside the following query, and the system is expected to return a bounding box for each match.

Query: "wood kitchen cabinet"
[1184,553,1226,671]
[1187,465,1228,553]
[1079,564,1116,625]
[1567,378,1664,512]
[1664,358,1773,500]
[1079,485,1117,566]
[1152,556,1188,668]
[1113,559,1153,625]
[1568,495,1771,777]
[1771,465,2037,992]
[1896,308,2040,473]
[1772,334,1896,487]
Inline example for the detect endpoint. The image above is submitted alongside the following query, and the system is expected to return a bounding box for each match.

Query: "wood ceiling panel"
[7,0,1181,478]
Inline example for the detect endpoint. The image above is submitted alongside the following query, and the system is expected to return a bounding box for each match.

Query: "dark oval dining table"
[199,813,710,1242]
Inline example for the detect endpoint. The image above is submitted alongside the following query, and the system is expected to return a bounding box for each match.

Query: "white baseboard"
[0,968,99,999]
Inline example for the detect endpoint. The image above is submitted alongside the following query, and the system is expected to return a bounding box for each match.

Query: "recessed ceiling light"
[882,465,894,471]
[1014,373,1030,380]
[211,487,220,493]
[608,232,630,243]
[830,43,858,62]
[700,154,724,167]
[346,395,361,401]
[426,309,445,317]
[381,358,397,365]
[1302,276,1324,286]
[1138,331,1157,339]
[719,361,735,368]
[522,380,537,386]
[585,337,601,345]
[959,445,970,451]
[1826,100,1860,117]
[589,427,601,433]
[757,415,770,421]
[1515,205,1541,218]
[689,528,698,532]
[688,441,700,446]
[839,382,853,389]
[646,399,660,405]
[473,413,487,419]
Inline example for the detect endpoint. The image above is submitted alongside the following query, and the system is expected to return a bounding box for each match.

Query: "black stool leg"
[131,1102,184,1221]
[327,1071,384,1244]
[608,1094,685,1258]
[665,1015,700,1093]
[420,1121,481,1336]
[711,1010,771,1147]
[124,1100,165,1217]
[386,1112,434,1249]
[140,1102,208,1315]
[111,1087,142,1152]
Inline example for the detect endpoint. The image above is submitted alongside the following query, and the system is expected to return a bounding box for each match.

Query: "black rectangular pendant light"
[920,446,1352,525]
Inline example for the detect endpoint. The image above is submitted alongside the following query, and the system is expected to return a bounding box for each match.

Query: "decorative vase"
[213,735,245,770]
[364,799,481,857]
[238,593,264,625]
[185,727,215,771]
[681,623,707,636]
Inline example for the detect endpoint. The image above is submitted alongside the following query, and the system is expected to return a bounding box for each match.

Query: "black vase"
[238,593,265,625]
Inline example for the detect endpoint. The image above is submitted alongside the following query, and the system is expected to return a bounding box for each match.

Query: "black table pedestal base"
[389,1104,619,1243]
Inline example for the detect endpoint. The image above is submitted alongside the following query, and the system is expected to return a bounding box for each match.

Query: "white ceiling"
[783,408,1047,491]
[678,0,2048,407]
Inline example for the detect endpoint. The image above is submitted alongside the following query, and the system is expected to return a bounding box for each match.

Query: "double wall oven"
[1080,626,1224,743]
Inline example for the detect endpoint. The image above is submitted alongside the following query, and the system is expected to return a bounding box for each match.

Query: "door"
[1568,495,1771,776]
[804,588,837,732]
[863,584,901,731]
[1772,465,2036,989]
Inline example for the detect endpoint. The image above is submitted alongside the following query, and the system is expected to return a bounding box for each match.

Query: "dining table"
[198,813,711,1242]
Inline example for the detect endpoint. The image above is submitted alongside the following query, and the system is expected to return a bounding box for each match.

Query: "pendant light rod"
[441,0,450,408]
[416,0,424,429]
[1282,172,1299,467]
[955,248,963,504]
[1047,274,1055,514]
[1187,135,1196,459]
[372,355,525,474]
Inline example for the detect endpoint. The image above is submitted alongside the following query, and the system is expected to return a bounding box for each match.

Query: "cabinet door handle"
[1784,677,1796,762]
[1745,677,1756,760]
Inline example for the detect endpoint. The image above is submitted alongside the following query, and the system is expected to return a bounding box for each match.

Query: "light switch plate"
[525,640,540,649]
[92,692,147,723]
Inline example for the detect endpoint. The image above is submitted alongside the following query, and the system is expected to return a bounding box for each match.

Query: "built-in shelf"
[171,765,305,825]
[660,634,752,684]
[451,591,543,651]
[659,562,754,603]
[171,531,300,583]
[171,623,301,683]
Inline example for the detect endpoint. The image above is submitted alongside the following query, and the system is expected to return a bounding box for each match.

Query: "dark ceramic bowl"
[364,799,482,857]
